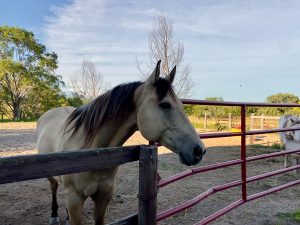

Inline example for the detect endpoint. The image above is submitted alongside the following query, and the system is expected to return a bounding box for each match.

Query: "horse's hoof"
[65,220,71,225]
[49,216,60,224]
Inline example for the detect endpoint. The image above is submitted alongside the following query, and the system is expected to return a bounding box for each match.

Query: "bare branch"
[70,58,107,100]
[143,15,195,97]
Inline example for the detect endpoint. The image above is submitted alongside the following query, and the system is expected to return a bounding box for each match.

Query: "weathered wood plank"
[0,145,143,184]
[138,146,158,225]
[107,213,138,225]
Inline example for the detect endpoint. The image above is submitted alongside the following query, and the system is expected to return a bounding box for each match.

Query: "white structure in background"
[279,115,300,167]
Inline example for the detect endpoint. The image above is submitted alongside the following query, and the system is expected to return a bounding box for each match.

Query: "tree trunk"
[12,102,21,121]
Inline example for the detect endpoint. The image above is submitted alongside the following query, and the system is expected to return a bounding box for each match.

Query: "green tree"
[266,93,299,104]
[0,26,62,120]
[67,92,84,107]
[21,83,68,119]
[265,93,299,115]
[203,97,227,130]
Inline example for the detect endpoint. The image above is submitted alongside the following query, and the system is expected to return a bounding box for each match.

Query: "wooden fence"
[0,145,158,225]
[202,113,280,131]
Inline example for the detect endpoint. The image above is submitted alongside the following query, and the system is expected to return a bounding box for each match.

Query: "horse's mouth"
[179,152,199,166]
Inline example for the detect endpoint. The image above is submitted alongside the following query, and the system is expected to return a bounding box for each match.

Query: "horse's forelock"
[153,78,175,100]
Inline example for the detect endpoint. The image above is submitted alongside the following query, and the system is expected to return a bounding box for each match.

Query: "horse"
[37,60,206,225]
[278,115,300,167]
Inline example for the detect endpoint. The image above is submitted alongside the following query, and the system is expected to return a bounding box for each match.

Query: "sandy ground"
[0,122,299,225]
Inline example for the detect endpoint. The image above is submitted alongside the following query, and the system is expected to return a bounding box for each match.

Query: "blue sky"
[1,0,300,101]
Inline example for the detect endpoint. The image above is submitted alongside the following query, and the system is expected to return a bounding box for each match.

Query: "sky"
[1,0,300,101]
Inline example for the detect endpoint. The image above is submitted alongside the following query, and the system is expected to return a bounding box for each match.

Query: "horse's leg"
[66,189,86,225]
[48,177,60,225]
[284,154,288,168]
[91,186,114,225]
[282,142,289,168]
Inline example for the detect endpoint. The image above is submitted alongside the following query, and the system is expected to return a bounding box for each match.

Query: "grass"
[275,209,300,224]
[188,116,216,130]
[270,142,282,149]
[250,144,270,149]
[0,118,37,123]
[250,142,282,150]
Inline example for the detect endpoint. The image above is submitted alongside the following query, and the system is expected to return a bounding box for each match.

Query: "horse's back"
[37,106,75,154]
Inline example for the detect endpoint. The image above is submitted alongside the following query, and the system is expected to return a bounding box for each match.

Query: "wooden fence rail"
[0,145,157,225]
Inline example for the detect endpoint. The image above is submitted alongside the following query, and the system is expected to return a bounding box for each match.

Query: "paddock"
[0,100,300,225]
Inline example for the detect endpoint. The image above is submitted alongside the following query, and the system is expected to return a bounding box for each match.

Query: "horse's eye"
[159,102,171,109]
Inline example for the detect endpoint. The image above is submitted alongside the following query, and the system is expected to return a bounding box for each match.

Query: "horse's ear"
[165,66,176,84]
[147,60,161,84]
[290,115,300,124]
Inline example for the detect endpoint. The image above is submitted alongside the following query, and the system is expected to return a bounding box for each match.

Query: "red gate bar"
[241,104,247,201]
[247,148,300,162]
[181,99,300,107]
[157,181,243,221]
[158,148,300,188]
[158,159,243,188]
[157,164,300,222]
[197,179,300,225]
[195,200,245,225]
[199,126,300,139]
[156,99,300,225]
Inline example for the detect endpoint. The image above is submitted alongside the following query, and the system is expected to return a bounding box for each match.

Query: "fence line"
[0,145,158,225]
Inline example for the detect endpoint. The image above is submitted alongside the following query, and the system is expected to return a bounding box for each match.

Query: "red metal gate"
[156,99,300,224]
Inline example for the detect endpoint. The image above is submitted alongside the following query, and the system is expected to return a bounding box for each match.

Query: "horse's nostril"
[193,146,203,159]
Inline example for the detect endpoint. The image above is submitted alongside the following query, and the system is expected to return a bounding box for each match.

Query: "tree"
[70,58,108,101]
[266,93,299,104]
[265,93,299,115]
[21,82,68,119]
[139,15,194,97]
[0,26,63,120]
[203,97,227,130]
[67,92,84,107]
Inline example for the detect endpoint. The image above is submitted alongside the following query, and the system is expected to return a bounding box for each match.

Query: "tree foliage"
[266,93,299,104]
[257,93,300,115]
[67,92,84,107]
[0,26,64,120]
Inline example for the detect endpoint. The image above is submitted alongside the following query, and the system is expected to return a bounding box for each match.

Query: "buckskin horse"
[37,60,206,225]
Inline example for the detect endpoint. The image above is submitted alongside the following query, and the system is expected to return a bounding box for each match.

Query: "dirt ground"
[0,122,300,225]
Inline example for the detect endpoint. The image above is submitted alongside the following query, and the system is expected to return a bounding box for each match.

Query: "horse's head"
[289,115,300,125]
[135,61,206,166]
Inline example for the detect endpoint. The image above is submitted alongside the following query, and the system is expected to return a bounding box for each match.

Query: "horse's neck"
[90,113,138,148]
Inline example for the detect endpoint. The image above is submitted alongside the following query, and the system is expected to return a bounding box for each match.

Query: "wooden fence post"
[138,146,158,225]
[260,114,264,130]
[204,113,207,129]
[228,113,232,130]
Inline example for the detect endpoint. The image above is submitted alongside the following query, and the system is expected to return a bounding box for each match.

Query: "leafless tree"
[71,58,108,100]
[139,15,195,97]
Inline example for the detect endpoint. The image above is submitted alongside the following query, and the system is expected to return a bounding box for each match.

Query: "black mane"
[66,78,174,146]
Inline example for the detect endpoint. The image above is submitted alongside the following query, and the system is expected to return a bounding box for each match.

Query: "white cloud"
[43,0,300,101]
[44,0,151,83]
